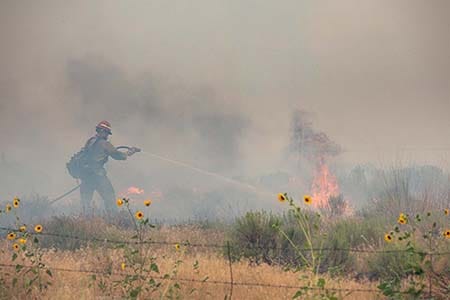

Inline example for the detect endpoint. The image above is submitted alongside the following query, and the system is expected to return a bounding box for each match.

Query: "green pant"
[80,170,117,214]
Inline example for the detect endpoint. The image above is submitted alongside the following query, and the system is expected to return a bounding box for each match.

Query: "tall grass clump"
[40,216,123,250]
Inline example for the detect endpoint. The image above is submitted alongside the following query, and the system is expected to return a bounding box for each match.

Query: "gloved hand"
[127,147,141,156]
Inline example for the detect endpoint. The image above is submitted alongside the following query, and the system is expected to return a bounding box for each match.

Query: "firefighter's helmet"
[96,120,112,134]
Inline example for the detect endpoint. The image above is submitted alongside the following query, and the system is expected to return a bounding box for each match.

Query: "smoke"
[66,56,248,172]
[288,110,341,165]
[0,0,449,219]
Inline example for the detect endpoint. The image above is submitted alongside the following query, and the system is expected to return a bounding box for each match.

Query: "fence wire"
[1,226,449,298]
[1,226,449,255]
[0,263,381,294]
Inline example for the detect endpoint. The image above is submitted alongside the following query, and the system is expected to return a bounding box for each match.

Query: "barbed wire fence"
[0,226,449,298]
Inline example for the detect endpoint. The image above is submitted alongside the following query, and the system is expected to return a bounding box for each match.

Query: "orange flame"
[126,186,144,195]
[311,163,339,207]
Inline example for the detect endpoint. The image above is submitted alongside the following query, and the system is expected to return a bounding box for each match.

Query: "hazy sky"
[1,0,449,198]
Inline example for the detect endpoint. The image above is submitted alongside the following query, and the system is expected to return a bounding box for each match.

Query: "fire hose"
[49,146,140,205]
[50,146,270,205]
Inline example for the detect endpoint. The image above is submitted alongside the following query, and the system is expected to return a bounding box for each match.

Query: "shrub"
[227,207,323,267]
[276,210,317,267]
[228,211,281,264]
[320,216,386,273]
[367,244,424,281]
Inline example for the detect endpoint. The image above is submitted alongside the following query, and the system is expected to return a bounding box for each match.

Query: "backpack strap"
[84,136,100,150]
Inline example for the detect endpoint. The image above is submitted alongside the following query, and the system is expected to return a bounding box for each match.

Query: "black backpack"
[66,137,98,179]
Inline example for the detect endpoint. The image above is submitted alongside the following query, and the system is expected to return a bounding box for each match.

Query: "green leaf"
[150,263,159,273]
[12,253,18,261]
[33,237,39,244]
[46,269,53,277]
[377,282,396,297]
[15,264,23,272]
[129,287,141,298]
[12,277,17,287]
[193,260,199,270]
[317,278,326,289]
[293,290,303,299]
[174,282,181,289]
[114,244,126,249]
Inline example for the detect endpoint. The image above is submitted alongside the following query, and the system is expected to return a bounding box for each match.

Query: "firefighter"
[79,120,137,214]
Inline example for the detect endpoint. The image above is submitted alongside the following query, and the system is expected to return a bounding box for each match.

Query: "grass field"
[1,224,382,300]
[1,167,449,300]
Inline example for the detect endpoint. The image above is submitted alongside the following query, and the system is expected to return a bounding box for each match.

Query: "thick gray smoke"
[0,0,449,219]
[66,57,248,172]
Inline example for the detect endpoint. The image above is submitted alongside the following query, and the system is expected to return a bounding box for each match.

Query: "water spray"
[140,151,273,197]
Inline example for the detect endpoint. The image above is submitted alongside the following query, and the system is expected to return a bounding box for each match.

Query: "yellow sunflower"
[19,238,27,244]
[13,197,20,208]
[121,262,126,270]
[277,193,286,203]
[384,233,393,243]
[144,199,152,207]
[135,211,144,220]
[397,213,408,225]
[12,244,19,251]
[5,204,12,212]
[444,230,450,239]
[19,225,26,232]
[445,209,449,216]
[7,232,16,240]
[398,217,407,225]
[116,198,124,207]
[34,224,43,233]
[303,195,312,205]
[175,243,181,251]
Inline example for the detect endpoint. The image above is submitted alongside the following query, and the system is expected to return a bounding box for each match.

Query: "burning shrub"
[319,194,350,219]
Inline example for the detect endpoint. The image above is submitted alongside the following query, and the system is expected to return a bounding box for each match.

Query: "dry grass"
[0,226,381,300]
